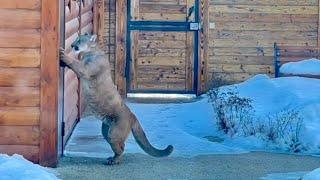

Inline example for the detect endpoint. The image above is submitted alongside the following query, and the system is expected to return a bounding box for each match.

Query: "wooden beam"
[198,0,209,94]
[39,0,60,167]
[93,0,105,48]
[115,0,127,96]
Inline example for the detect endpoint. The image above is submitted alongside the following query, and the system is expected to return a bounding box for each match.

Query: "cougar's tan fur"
[60,34,173,165]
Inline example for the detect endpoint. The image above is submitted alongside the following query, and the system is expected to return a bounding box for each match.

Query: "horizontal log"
[0,107,39,126]
[137,57,185,66]
[208,63,274,73]
[0,48,40,68]
[138,32,186,41]
[210,30,317,41]
[0,87,39,107]
[81,23,93,35]
[139,13,186,21]
[210,5,318,15]
[136,82,186,91]
[210,38,316,47]
[139,48,186,57]
[65,18,79,39]
[0,9,40,29]
[0,0,41,9]
[66,0,80,22]
[210,47,274,56]
[138,40,187,49]
[209,0,317,6]
[209,55,274,65]
[81,0,94,14]
[0,29,40,48]
[140,0,187,5]
[210,13,318,23]
[0,68,40,87]
[213,22,317,31]
[0,145,39,163]
[81,11,93,28]
[140,4,187,14]
[0,126,39,145]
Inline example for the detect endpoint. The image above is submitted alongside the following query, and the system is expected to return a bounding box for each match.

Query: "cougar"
[60,34,173,165]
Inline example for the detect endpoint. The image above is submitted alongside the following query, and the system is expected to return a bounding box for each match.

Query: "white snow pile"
[280,58,320,75]
[303,168,320,180]
[215,74,320,153]
[0,154,59,180]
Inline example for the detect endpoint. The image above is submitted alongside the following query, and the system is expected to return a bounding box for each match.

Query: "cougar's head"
[71,33,97,54]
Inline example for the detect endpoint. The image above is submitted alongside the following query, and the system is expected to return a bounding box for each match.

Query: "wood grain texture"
[0,87,39,107]
[0,9,40,29]
[0,107,39,126]
[0,126,39,145]
[0,145,39,163]
[0,68,40,87]
[0,29,40,48]
[39,0,59,167]
[0,48,40,68]
[115,0,127,95]
[0,0,41,9]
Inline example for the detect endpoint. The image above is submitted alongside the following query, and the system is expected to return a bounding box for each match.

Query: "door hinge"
[61,121,65,137]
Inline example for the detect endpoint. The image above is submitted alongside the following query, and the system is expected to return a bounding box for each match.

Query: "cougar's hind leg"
[105,141,125,165]
[101,121,110,141]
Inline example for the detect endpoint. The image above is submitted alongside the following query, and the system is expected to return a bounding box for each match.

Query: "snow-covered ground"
[280,58,320,75]
[66,75,320,157]
[0,154,59,180]
[303,167,320,180]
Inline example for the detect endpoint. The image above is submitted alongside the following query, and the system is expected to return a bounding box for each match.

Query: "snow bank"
[218,75,320,153]
[303,168,320,180]
[0,154,59,180]
[280,58,320,75]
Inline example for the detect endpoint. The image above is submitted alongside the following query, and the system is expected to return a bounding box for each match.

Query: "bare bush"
[208,88,306,153]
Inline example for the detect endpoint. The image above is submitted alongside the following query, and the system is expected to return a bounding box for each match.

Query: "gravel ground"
[56,152,320,180]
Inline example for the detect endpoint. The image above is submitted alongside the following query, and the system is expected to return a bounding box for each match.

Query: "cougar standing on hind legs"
[60,33,173,165]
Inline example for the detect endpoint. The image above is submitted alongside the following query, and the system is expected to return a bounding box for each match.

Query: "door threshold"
[127,93,196,99]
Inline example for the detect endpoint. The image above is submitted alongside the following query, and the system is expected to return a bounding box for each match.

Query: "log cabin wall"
[0,0,42,163]
[208,0,320,87]
[63,0,94,145]
[64,0,80,146]
[0,0,60,167]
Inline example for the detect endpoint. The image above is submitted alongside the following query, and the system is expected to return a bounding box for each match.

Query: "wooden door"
[126,0,199,93]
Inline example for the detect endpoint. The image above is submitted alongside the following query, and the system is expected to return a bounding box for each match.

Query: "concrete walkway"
[56,152,320,180]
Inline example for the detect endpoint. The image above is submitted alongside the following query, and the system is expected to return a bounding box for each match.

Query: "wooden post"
[198,0,209,94]
[93,0,105,48]
[115,0,127,96]
[39,0,60,167]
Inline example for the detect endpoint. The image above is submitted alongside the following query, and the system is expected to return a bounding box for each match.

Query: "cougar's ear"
[90,35,97,42]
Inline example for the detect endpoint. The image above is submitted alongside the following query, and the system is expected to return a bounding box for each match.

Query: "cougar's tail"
[131,117,173,157]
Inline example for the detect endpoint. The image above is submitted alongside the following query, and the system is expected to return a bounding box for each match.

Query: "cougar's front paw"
[59,48,71,65]
[104,157,121,165]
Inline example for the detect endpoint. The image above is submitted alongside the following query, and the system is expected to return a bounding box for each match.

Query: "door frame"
[125,0,200,94]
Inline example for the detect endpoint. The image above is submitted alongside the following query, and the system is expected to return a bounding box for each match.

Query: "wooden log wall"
[0,0,60,167]
[63,0,94,145]
[64,0,80,145]
[208,0,320,87]
[0,0,41,162]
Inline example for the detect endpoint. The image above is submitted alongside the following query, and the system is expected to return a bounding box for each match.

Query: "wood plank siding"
[0,0,41,163]
[208,0,320,87]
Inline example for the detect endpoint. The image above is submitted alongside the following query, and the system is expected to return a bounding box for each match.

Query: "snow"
[67,74,320,158]
[0,154,59,180]
[218,75,320,153]
[280,58,320,75]
[303,168,320,180]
